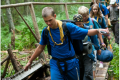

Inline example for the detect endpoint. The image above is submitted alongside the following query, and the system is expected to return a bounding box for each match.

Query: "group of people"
[24,0,118,80]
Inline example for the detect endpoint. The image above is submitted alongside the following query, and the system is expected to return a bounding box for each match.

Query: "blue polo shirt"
[40,22,88,71]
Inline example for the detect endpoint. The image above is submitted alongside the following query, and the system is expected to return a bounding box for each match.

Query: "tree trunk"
[15,0,19,3]
[11,29,15,49]
[1,10,5,27]
[60,0,64,12]
[24,0,30,16]
[6,0,15,32]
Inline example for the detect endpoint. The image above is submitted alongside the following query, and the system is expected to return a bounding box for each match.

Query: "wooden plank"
[95,74,106,77]
[1,50,18,53]
[96,62,109,67]
[96,67,108,70]
[1,2,92,8]
[1,1,105,9]
[95,77,105,80]
[96,70,107,74]
[95,62,110,80]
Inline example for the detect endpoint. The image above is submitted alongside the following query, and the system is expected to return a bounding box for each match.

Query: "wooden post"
[1,59,10,78]
[108,70,114,80]
[64,4,69,19]
[11,29,15,49]
[29,3,41,41]
[7,48,19,72]
[6,0,15,32]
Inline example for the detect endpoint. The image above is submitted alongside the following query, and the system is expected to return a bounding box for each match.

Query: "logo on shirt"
[90,25,93,29]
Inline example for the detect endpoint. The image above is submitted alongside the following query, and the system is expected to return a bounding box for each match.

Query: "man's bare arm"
[87,29,109,36]
[24,44,46,71]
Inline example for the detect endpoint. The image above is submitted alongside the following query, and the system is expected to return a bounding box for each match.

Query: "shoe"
[99,61,103,68]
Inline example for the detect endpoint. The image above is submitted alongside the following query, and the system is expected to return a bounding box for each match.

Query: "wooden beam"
[1,2,92,9]
[1,56,10,65]
[1,59,10,78]
[29,3,40,41]
[7,48,19,72]
[1,50,18,53]
[64,4,69,19]
[14,7,40,43]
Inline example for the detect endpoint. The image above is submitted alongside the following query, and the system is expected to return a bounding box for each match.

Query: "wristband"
[101,43,104,45]
[106,34,110,36]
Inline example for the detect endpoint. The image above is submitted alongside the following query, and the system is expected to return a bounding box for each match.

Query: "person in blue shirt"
[89,4,111,47]
[24,7,109,80]
[89,0,109,25]
[78,6,107,79]
[73,14,102,80]
[78,6,106,48]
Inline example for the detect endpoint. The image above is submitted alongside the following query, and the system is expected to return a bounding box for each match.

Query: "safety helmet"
[73,14,83,22]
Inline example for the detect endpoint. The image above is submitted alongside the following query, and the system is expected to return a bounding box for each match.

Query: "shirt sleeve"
[89,8,92,14]
[102,5,109,16]
[66,23,88,40]
[39,27,47,45]
[90,35,100,50]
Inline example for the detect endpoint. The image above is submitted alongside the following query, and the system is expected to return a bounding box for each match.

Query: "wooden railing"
[1,1,106,19]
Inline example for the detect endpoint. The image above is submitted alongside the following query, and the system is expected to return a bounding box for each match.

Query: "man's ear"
[54,14,56,18]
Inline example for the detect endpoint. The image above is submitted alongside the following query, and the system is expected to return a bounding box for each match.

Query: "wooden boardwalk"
[95,43,113,80]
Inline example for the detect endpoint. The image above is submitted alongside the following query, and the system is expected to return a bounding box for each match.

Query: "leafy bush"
[108,37,119,79]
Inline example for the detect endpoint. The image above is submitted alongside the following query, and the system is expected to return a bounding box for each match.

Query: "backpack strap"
[44,27,51,55]
[62,22,71,50]
[91,18,94,24]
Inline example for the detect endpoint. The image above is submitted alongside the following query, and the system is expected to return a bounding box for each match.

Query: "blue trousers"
[50,66,80,80]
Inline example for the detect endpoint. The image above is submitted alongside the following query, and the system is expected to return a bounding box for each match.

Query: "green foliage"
[1,25,11,50]
[108,37,119,79]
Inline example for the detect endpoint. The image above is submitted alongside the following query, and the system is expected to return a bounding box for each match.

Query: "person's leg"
[111,23,115,36]
[93,50,97,80]
[115,22,119,44]
[78,54,84,80]
[50,68,64,80]
[66,66,80,80]
[83,55,93,80]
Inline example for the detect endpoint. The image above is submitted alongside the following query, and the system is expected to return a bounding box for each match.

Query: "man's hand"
[107,36,111,40]
[107,6,110,9]
[99,29,109,35]
[97,49,101,55]
[101,43,106,48]
[24,62,32,71]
